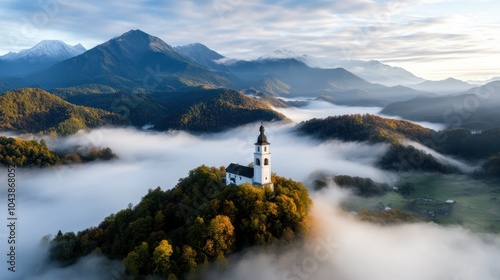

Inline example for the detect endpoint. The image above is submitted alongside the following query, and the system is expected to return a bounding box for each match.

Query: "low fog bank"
[274,99,446,131]
[274,99,381,124]
[0,124,392,279]
[23,255,124,280]
[202,186,500,280]
[403,140,477,173]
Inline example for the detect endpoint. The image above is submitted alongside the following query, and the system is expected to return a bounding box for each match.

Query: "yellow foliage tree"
[153,239,173,276]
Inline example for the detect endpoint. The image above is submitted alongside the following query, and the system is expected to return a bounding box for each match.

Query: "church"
[226,125,273,190]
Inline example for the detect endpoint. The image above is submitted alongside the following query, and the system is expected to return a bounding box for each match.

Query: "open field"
[343,174,500,233]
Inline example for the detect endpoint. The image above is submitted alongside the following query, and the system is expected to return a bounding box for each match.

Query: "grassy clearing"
[342,174,500,233]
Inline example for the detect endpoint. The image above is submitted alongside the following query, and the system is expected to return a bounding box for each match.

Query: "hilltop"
[154,88,288,132]
[296,114,457,173]
[49,165,312,279]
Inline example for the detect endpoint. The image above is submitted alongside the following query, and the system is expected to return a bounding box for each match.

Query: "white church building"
[226,125,273,189]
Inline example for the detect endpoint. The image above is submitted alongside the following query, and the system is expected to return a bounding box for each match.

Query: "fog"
[0,100,496,279]
[402,140,477,173]
[0,122,391,280]
[273,99,446,131]
[202,186,500,280]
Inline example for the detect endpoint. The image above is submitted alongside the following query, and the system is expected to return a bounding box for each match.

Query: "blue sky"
[1,0,499,81]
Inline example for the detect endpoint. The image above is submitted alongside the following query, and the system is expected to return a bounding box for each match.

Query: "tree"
[207,215,235,256]
[153,240,174,277]
[180,245,197,274]
[398,182,416,198]
[123,242,150,277]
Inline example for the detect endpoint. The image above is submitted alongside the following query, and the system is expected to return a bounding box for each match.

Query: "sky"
[0,1,499,81]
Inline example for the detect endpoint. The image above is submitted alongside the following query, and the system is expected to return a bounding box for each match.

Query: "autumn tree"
[153,240,174,277]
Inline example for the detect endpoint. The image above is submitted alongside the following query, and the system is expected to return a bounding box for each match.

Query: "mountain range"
[407,77,474,95]
[381,81,500,129]
[0,29,499,133]
[27,30,232,90]
[0,40,85,77]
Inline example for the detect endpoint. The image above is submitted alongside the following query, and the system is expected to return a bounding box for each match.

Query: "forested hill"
[0,136,116,167]
[297,115,457,173]
[0,88,126,135]
[49,165,312,279]
[297,114,434,145]
[296,114,500,175]
[154,88,288,132]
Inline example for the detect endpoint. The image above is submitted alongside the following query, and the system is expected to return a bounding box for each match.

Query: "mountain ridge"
[27,30,232,90]
[0,40,86,78]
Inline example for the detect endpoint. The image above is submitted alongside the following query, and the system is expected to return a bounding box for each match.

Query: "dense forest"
[0,88,126,135]
[432,128,500,160]
[296,114,434,145]
[154,89,288,132]
[0,87,286,135]
[297,114,500,175]
[0,136,116,167]
[297,114,456,173]
[49,165,312,279]
[0,136,60,167]
[479,153,500,179]
[314,175,391,197]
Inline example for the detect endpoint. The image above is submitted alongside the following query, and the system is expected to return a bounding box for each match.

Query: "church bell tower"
[254,125,272,186]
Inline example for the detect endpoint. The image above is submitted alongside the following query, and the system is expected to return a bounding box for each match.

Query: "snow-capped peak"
[258,48,300,60]
[1,40,86,62]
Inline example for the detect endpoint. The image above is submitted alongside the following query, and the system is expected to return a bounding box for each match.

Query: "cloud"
[201,186,500,280]
[0,104,495,279]
[1,0,499,80]
[0,118,394,279]
[272,99,382,124]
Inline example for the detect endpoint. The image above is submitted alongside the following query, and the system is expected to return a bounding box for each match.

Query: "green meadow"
[343,174,500,233]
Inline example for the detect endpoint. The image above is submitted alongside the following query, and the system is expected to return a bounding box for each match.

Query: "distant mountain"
[300,56,425,87]
[28,30,232,90]
[1,40,85,62]
[408,78,474,95]
[0,40,86,77]
[224,57,434,104]
[468,76,500,85]
[175,43,226,71]
[0,88,126,135]
[0,31,436,108]
[263,50,425,87]
[227,58,375,92]
[381,81,500,129]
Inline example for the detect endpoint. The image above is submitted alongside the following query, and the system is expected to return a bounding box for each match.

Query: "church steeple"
[256,125,270,145]
[225,124,273,190]
[254,124,272,186]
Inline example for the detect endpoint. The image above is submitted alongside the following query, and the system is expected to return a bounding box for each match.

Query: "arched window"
[257,147,260,152]
[256,158,261,166]
[264,146,267,152]
[264,158,269,165]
